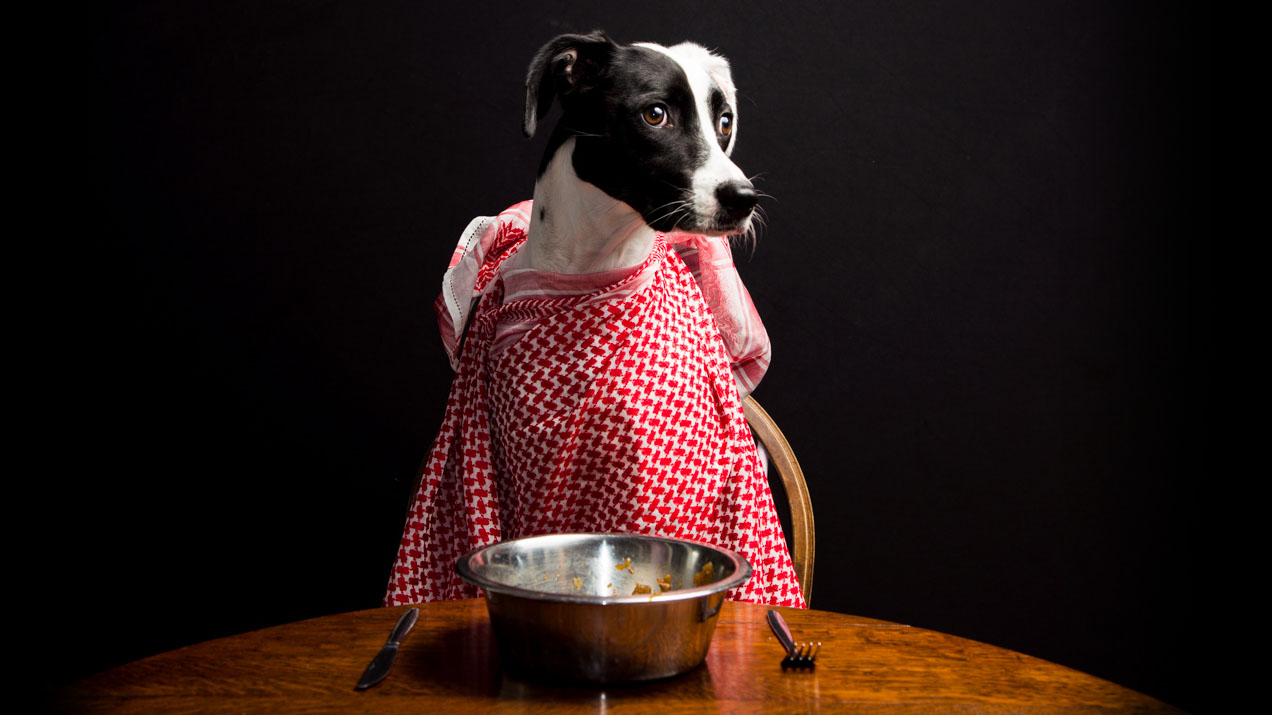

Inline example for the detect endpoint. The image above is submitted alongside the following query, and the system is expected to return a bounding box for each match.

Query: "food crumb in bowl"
[615,557,631,571]
[693,562,716,587]
[632,583,652,595]
[573,577,583,590]
[657,574,672,591]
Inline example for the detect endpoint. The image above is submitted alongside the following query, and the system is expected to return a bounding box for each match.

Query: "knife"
[355,607,419,690]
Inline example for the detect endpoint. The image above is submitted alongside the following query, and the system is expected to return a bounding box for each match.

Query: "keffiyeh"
[385,201,802,608]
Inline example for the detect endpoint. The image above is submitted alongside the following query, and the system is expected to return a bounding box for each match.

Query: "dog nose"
[716,180,758,220]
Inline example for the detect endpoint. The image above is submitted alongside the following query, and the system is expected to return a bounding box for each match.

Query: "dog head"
[524,31,757,237]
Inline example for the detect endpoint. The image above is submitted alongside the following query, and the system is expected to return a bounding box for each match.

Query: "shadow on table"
[404,619,721,706]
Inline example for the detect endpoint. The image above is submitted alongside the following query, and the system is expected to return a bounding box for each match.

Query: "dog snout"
[715,180,758,222]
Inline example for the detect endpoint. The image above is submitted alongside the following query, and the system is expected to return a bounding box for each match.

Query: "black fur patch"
[708,86,732,151]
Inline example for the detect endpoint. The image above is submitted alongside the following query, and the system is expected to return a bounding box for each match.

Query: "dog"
[518,31,759,274]
[385,32,804,609]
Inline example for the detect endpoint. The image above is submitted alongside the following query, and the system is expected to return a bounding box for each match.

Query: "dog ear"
[523,30,615,138]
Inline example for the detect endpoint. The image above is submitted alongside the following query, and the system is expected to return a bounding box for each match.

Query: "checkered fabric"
[385,202,803,608]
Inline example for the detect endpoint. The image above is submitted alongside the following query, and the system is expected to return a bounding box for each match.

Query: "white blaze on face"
[637,42,750,234]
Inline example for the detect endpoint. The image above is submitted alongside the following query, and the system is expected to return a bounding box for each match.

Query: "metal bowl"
[455,532,752,682]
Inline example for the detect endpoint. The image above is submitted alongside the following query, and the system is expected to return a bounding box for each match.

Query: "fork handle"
[766,609,798,656]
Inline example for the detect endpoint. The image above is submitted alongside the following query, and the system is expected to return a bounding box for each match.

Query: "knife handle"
[767,609,798,656]
[387,608,419,646]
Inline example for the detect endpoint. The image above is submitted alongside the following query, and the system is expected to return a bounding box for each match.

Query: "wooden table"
[58,599,1178,712]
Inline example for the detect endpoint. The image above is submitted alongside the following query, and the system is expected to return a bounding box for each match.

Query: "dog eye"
[718,113,733,136]
[642,104,668,127]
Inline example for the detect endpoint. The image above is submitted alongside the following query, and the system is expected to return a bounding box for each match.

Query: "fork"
[766,609,821,669]
[783,642,821,668]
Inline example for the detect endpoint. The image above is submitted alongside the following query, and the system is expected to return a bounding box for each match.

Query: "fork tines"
[781,641,821,669]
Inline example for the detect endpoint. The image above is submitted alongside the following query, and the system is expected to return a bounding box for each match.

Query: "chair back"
[743,395,815,606]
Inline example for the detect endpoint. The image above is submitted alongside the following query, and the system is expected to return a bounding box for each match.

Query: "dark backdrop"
[54,0,1204,709]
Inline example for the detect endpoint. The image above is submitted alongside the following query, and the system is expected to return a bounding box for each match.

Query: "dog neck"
[522,138,656,274]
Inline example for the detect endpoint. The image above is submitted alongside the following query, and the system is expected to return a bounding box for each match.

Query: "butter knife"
[355,607,419,690]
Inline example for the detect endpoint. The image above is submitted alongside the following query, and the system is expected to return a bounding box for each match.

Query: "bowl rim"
[454,532,753,605]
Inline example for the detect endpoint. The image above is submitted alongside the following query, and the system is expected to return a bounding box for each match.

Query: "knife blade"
[355,607,419,690]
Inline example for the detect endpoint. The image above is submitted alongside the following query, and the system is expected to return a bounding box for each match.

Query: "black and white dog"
[519,31,758,273]
[382,32,802,608]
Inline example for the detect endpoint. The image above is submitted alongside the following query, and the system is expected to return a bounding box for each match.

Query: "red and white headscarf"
[385,201,803,608]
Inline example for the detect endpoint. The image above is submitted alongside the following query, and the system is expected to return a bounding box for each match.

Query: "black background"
[53,0,1204,710]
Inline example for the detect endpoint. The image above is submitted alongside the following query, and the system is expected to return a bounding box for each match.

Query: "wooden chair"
[742,395,815,607]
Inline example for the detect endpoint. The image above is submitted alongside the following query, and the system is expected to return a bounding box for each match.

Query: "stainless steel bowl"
[455,532,752,682]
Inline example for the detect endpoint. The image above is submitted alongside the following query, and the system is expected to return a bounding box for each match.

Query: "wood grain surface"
[56,599,1180,713]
